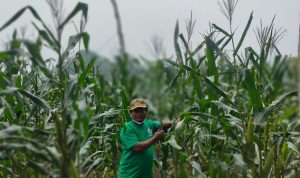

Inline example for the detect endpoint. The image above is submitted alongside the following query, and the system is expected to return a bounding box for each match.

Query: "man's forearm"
[132,136,158,153]
[162,121,174,130]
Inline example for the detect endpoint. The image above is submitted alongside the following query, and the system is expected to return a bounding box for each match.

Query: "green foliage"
[0,1,299,178]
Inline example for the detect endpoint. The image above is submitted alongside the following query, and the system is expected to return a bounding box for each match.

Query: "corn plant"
[0,1,120,177]
[159,1,299,177]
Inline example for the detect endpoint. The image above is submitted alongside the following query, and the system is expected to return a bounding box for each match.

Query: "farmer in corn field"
[119,99,174,178]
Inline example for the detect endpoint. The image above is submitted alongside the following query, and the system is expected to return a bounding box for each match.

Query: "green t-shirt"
[119,119,161,178]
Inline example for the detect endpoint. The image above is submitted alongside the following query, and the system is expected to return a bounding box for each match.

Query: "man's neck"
[133,119,146,125]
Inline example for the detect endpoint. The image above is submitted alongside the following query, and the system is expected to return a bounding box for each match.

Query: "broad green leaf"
[167,135,182,150]
[0,6,56,46]
[287,142,300,156]
[39,65,56,81]
[18,89,50,110]
[66,76,78,106]
[1,96,17,122]
[205,46,217,77]
[60,2,88,29]
[73,100,89,140]
[0,87,50,110]
[174,21,183,64]
[246,47,259,68]
[120,88,130,120]
[234,12,253,56]
[78,57,96,87]
[212,100,238,113]
[84,158,103,177]
[190,161,207,177]
[165,69,183,92]
[62,33,83,60]
[166,59,238,109]
[242,69,263,111]
[0,52,11,60]
[179,33,190,57]
[179,111,217,119]
[191,41,205,57]
[3,108,15,121]
[212,23,230,36]
[82,32,90,51]
[202,134,226,140]
[220,36,232,50]
[205,37,234,69]
[15,75,22,88]
[81,150,104,168]
[233,154,246,167]
[77,52,86,71]
[255,91,297,124]
[27,160,48,175]
[23,40,45,67]
[0,72,10,89]
[0,6,39,31]
[89,109,120,132]
[175,120,184,132]
[189,58,202,98]
[32,22,58,52]
[0,164,17,177]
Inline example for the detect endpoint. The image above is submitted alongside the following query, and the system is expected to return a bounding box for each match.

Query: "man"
[119,99,174,178]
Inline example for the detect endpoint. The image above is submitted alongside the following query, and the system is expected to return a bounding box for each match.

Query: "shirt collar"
[132,119,146,125]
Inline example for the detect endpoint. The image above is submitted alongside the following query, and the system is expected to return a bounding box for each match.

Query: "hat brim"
[130,104,147,111]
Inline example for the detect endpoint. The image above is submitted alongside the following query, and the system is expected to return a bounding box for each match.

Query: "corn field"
[0,1,299,178]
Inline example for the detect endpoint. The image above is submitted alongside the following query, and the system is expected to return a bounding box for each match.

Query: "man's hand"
[162,120,177,131]
[132,129,165,152]
[154,129,165,141]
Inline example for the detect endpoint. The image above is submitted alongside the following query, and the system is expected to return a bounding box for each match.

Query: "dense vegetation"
[0,1,298,177]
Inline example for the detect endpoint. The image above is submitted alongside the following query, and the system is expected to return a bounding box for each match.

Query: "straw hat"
[129,99,147,111]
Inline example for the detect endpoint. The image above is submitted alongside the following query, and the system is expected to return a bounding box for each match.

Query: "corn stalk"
[110,0,126,57]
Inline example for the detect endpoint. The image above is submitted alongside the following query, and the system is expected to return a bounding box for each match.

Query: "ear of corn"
[262,146,275,176]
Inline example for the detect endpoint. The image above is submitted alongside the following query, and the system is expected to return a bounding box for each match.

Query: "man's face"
[130,107,147,123]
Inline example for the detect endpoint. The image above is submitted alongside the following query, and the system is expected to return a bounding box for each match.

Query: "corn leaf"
[255,91,297,124]
[174,21,183,64]
[234,12,253,56]
[59,2,88,29]
[0,87,50,110]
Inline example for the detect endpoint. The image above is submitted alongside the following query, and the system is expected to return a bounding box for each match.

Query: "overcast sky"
[0,0,299,59]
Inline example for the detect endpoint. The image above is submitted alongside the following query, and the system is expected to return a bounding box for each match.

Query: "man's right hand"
[154,129,165,141]
[132,129,165,152]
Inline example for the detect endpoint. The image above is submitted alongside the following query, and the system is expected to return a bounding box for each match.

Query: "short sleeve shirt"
[119,119,161,178]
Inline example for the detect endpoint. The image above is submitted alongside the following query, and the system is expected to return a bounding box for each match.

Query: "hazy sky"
[0,0,299,59]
